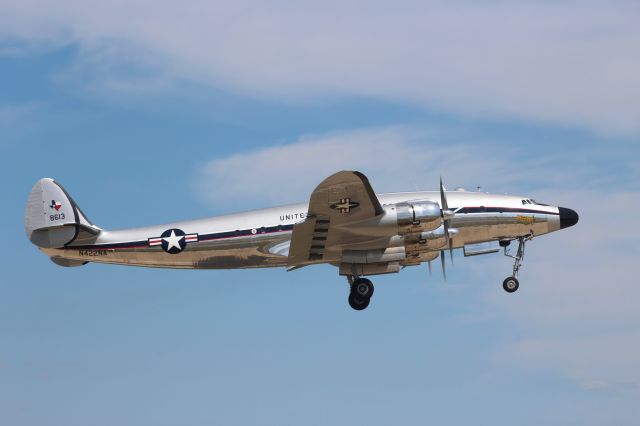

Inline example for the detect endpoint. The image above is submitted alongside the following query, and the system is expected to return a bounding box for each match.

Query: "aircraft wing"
[287,171,385,269]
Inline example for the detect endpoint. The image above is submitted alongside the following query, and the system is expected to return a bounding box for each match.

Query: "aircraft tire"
[503,277,519,293]
[351,277,374,300]
[348,293,370,311]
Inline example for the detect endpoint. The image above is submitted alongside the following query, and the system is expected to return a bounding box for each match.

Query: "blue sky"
[2,2,640,425]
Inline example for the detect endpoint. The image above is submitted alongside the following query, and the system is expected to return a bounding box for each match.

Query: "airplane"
[24,171,579,310]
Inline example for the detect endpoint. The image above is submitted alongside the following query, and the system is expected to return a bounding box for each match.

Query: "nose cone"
[559,207,579,229]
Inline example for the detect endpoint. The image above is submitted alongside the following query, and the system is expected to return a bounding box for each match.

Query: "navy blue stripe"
[455,207,558,215]
[70,224,295,250]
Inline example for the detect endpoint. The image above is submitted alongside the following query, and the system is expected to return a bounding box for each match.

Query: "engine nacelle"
[404,225,449,251]
[344,200,442,238]
[341,247,406,264]
[390,200,442,234]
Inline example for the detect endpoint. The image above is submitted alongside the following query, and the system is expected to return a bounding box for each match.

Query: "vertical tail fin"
[24,178,101,248]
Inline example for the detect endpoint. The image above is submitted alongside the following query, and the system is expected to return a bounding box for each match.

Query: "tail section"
[24,178,101,249]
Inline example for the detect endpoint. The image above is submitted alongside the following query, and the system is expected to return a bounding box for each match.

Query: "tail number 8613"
[49,213,66,221]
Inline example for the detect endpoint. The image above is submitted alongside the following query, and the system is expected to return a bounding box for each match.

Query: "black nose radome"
[559,207,579,229]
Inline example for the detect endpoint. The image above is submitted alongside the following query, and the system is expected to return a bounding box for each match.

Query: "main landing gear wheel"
[348,293,370,310]
[352,277,374,299]
[348,277,374,311]
[503,277,519,293]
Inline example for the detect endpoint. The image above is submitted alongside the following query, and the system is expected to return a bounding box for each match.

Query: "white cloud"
[497,334,640,389]
[2,1,640,135]
[581,380,638,391]
[0,103,39,125]
[197,126,514,207]
[196,125,621,208]
[581,380,610,391]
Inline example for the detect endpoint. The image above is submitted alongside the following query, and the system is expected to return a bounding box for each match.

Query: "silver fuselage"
[41,190,562,270]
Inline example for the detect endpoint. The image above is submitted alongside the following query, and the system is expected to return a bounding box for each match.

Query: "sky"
[1,1,639,425]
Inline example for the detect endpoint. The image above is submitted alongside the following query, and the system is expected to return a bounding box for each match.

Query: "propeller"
[439,177,455,278]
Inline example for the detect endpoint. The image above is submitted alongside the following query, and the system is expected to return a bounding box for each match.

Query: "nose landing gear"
[347,276,374,310]
[502,235,532,293]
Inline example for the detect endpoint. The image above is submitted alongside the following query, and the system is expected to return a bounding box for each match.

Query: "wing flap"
[287,216,318,268]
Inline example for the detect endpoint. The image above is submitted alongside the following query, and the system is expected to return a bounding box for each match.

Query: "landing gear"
[502,235,531,293]
[347,277,374,310]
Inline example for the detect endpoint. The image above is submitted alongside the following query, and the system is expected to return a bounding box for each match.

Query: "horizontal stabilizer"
[24,178,101,248]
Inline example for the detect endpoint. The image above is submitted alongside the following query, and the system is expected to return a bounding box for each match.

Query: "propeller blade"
[443,223,450,250]
[440,176,458,267]
[428,260,432,276]
[449,230,454,265]
[440,176,451,249]
[439,176,449,211]
[440,250,447,281]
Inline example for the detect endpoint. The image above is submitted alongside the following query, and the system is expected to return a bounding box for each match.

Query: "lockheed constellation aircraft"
[25,171,578,310]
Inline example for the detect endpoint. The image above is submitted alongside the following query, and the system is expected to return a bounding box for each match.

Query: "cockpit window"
[522,198,548,206]
[523,198,548,206]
